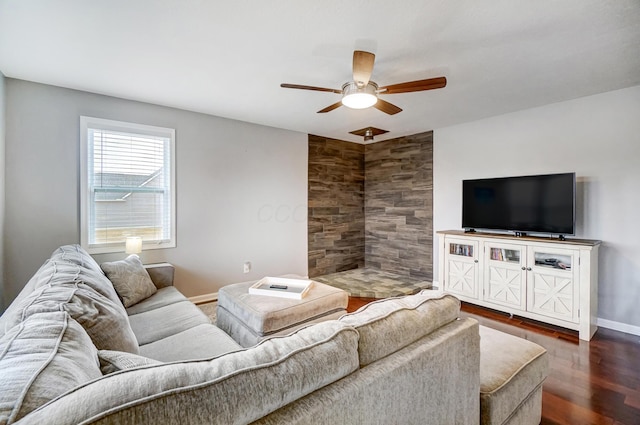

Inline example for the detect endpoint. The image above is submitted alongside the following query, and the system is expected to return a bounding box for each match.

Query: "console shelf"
[437,230,601,341]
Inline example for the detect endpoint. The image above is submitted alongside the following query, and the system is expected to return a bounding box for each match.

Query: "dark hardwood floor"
[346,298,640,425]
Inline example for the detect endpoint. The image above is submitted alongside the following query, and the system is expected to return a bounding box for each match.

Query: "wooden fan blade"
[317,101,343,113]
[280,83,342,94]
[378,77,447,94]
[353,50,375,86]
[373,99,402,115]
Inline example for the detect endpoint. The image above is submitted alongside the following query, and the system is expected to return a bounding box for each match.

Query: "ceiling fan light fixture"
[341,82,378,109]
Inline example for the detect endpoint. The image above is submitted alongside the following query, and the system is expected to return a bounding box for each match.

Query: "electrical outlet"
[243,261,251,274]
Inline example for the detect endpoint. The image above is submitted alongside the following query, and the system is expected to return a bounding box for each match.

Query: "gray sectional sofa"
[0,244,546,425]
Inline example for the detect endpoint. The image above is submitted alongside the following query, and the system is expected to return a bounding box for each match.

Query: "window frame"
[80,116,176,254]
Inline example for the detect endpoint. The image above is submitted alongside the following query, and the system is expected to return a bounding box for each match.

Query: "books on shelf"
[451,244,473,257]
[248,277,313,299]
[491,248,501,261]
[490,248,508,261]
[489,248,522,263]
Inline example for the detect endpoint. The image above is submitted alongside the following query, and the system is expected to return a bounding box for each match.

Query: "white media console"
[437,230,601,341]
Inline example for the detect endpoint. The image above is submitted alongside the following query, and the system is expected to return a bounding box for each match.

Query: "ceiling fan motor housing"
[341,81,378,109]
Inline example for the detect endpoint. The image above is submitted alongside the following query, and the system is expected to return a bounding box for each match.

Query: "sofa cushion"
[98,350,162,375]
[139,323,242,362]
[49,245,124,307]
[18,321,360,425]
[125,286,187,316]
[101,255,157,307]
[339,290,460,366]
[0,260,50,336]
[0,251,124,337]
[6,283,139,354]
[479,326,548,425]
[0,311,102,425]
[127,301,211,346]
[50,244,105,275]
[48,260,124,308]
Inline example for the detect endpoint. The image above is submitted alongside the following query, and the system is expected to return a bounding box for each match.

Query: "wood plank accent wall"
[308,135,365,278]
[364,131,433,279]
[308,131,433,280]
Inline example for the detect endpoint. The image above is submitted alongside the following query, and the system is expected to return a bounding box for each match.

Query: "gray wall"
[3,79,308,309]
[434,85,640,332]
[0,71,5,309]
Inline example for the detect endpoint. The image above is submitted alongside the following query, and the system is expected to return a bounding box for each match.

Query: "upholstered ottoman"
[479,326,548,425]
[217,279,349,347]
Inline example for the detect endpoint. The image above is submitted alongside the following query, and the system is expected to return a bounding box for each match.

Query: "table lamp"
[125,236,143,256]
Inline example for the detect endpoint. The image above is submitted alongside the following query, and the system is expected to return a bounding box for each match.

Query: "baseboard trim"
[597,318,640,337]
[189,292,218,305]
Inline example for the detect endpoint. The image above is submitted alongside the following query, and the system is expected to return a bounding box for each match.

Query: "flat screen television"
[462,172,576,236]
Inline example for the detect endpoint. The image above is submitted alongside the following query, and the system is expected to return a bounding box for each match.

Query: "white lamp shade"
[125,237,143,255]
[341,81,378,109]
[342,93,377,109]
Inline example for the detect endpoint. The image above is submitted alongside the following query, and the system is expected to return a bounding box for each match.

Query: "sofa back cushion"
[0,245,139,354]
[17,321,360,425]
[7,283,139,354]
[49,244,104,274]
[49,245,124,307]
[0,261,50,337]
[0,311,102,425]
[1,245,125,337]
[339,291,461,366]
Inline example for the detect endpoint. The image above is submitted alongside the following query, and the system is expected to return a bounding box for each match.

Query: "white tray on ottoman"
[248,277,313,299]
[217,277,348,347]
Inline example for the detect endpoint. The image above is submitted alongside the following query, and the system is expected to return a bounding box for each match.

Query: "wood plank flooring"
[346,298,640,425]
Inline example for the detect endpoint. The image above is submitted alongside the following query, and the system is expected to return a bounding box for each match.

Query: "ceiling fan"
[280,50,447,115]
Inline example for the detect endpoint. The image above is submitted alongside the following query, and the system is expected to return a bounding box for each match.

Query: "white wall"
[3,79,308,308]
[434,85,640,330]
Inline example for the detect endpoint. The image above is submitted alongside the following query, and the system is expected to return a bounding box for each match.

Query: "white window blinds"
[80,117,176,254]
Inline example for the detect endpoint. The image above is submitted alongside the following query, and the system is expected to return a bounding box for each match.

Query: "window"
[80,116,176,254]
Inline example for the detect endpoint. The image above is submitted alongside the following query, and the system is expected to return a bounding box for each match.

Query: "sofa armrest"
[144,263,174,288]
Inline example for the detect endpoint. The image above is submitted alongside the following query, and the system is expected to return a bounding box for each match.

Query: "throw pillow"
[101,255,157,307]
[98,350,161,375]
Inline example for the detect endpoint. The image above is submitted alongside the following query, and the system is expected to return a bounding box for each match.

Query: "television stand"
[558,235,566,241]
[514,232,527,237]
[464,228,476,233]
[437,230,601,341]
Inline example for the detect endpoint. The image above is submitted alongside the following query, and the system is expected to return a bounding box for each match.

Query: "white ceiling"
[1,0,639,143]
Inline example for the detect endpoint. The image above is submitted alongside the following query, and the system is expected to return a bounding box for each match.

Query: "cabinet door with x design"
[526,246,579,323]
[483,242,527,311]
[443,238,480,300]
